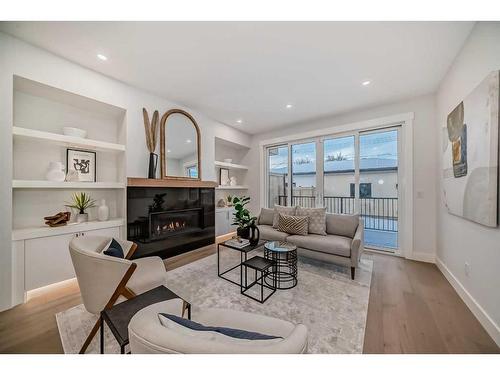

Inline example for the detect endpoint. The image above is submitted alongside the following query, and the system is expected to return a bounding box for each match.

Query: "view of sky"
[269,130,398,173]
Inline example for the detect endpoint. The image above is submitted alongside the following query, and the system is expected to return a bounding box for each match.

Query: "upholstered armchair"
[69,235,167,354]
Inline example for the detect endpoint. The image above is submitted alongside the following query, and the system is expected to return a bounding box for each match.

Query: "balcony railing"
[277,195,398,232]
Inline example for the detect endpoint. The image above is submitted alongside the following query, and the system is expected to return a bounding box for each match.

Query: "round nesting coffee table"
[264,241,298,290]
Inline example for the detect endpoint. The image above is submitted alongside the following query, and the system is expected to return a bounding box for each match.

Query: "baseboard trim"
[436,257,500,347]
[406,252,435,263]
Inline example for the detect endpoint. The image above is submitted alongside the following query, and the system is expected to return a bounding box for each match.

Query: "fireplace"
[127,185,215,259]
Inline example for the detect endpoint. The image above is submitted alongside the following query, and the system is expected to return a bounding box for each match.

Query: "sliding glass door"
[265,125,401,253]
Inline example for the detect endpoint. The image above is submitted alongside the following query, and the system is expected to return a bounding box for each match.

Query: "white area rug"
[56,250,373,354]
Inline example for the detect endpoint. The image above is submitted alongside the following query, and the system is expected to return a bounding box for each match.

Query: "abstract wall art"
[442,70,500,227]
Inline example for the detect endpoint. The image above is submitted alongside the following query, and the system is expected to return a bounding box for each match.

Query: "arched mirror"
[160,109,201,180]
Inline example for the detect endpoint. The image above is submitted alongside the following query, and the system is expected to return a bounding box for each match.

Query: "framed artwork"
[219,168,229,186]
[66,149,96,182]
[442,70,500,227]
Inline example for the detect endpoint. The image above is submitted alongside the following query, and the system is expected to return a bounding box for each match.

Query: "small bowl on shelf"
[63,127,87,138]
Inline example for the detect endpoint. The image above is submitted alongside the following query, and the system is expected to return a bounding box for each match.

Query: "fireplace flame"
[161,220,187,232]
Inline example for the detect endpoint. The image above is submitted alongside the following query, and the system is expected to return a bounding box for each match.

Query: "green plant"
[229,196,257,229]
[65,192,96,214]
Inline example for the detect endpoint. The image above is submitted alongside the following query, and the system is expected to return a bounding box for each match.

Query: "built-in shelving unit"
[13,180,125,189]
[12,218,125,241]
[216,185,249,190]
[214,160,249,170]
[13,126,125,153]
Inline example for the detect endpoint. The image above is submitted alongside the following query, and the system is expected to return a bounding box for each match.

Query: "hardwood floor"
[0,247,498,354]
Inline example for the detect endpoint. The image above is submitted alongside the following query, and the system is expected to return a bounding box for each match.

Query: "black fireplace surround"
[127,186,215,259]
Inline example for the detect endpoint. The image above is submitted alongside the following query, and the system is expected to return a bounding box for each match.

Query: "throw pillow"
[272,204,297,228]
[103,238,124,258]
[158,313,282,340]
[258,207,274,226]
[277,213,309,236]
[296,207,327,235]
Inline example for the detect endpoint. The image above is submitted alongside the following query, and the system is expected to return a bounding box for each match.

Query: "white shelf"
[13,126,125,153]
[12,218,125,241]
[216,185,249,190]
[214,161,249,170]
[13,180,125,189]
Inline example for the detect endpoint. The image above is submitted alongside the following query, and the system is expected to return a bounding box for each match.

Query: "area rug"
[56,250,373,354]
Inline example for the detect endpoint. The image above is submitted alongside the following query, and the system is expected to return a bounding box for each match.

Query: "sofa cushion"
[272,205,297,228]
[287,234,352,257]
[277,213,309,236]
[258,208,274,226]
[326,213,359,238]
[296,207,327,235]
[102,238,124,258]
[258,224,290,242]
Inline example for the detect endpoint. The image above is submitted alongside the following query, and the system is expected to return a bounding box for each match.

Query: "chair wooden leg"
[79,318,101,354]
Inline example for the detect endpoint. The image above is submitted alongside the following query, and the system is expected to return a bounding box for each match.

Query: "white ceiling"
[1,22,474,135]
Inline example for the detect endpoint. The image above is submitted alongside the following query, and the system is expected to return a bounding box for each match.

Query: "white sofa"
[129,300,309,354]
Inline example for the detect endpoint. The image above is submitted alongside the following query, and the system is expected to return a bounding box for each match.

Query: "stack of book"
[225,238,250,249]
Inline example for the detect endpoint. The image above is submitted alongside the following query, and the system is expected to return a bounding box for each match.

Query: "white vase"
[229,176,237,186]
[98,199,109,221]
[46,161,65,182]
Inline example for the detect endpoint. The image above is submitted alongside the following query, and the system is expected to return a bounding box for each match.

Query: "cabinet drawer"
[25,233,76,290]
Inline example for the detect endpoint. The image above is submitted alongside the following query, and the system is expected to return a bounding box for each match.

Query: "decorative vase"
[46,161,66,182]
[249,224,260,246]
[97,199,109,221]
[76,213,88,223]
[230,176,237,186]
[237,226,250,239]
[148,153,158,179]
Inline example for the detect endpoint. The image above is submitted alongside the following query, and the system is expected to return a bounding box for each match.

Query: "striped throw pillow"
[277,213,309,236]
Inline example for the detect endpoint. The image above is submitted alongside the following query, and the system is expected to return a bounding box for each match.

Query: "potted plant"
[65,192,96,223]
[230,196,257,240]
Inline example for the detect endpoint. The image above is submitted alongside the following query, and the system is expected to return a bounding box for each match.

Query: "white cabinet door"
[25,233,77,290]
[215,211,228,237]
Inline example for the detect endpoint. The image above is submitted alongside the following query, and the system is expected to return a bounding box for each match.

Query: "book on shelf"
[225,238,250,249]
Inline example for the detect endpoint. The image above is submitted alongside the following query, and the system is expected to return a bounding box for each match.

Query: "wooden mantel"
[127,177,218,188]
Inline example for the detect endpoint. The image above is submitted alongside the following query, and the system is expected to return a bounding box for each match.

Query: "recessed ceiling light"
[97,54,108,61]
[236,119,243,124]
[286,104,293,109]
[362,80,371,86]
[186,139,192,143]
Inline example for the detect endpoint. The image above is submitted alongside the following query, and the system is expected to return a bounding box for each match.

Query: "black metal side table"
[100,285,191,354]
[264,241,298,290]
[240,256,277,303]
[217,239,265,286]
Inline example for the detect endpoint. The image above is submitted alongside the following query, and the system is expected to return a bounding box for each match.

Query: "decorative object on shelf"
[65,192,96,223]
[65,167,80,182]
[229,196,257,240]
[217,198,226,208]
[46,161,66,182]
[63,127,87,138]
[98,199,109,221]
[160,109,201,180]
[219,168,230,186]
[66,149,96,182]
[143,108,159,179]
[43,211,71,227]
[229,176,237,186]
[442,70,500,227]
[226,195,233,206]
[223,158,233,163]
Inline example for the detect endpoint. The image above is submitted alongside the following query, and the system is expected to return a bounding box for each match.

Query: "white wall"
[435,22,500,345]
[243,94,437,259]
[0,32,251,311]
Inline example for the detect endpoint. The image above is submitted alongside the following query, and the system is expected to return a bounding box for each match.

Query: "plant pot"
[76,213,88,223]
[237,227,250,239]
